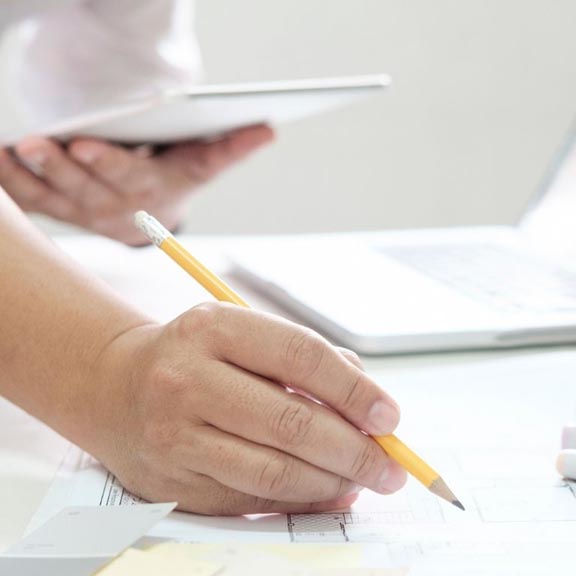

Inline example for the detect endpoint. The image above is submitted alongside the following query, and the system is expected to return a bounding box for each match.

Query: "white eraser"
[133,210,149,229]
[132,211,169,246]
[561,424,576,449]
[556,449,576,480]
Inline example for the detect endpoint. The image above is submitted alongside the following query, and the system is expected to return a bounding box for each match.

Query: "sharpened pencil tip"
[452,500,465,511]
[429,477,465,511]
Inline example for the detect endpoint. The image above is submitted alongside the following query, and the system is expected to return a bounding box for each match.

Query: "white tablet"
[2,75,390,146]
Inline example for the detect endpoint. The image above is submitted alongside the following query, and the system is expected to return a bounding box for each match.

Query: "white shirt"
[0,0,202,134]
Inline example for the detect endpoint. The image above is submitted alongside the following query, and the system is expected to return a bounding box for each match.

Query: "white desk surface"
[1,234,574,553]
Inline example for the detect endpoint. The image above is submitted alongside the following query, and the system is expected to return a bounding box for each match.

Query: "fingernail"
[73,147,98,165]
[379,467,391,493]
[19,148,46,167]
[368,401,399,435]
[18,149,46,175]
[345,484,364,496]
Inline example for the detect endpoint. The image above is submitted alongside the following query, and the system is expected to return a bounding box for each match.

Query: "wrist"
[69,321,160,465]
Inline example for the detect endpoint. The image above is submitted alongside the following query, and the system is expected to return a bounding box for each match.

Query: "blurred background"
[18,1,576,234]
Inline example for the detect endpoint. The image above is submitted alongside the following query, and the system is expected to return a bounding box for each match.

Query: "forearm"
[0,190,150,442]
[0,195,405,516]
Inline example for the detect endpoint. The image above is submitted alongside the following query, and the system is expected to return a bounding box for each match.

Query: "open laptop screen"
[520,124,576,254]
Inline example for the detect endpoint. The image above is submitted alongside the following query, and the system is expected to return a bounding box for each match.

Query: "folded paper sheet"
[0,504,175,576]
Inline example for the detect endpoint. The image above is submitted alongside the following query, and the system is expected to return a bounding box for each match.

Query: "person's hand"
[0,125,274,245]
[83,303,406,515]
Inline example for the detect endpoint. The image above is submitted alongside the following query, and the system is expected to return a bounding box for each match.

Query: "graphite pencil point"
[452,500,465,511]
[428,477,465,511]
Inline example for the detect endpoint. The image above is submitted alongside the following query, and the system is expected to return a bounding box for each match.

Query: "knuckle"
[0,160,16,181]
[81,187,117,212]
[271,401,314,448]
[178,302,223,339]
[0,158,30,187]
[178,302,238,356]
[249,495,278,514]
[96,155,131,183]
[133,173,163,202]
[10,187,40,205]
[332,476,358,501]
[210,489,277,516]
[339,347,362,368]
[90,151,114,173]
[141,418,181,456]
[51,203,76,221]
[83,207,113,229]
[284,329,327,384]
[339,370,368,414]
[350,441,381,485]
[68,169,94,193]
[255,453,299,499]
[147,362,189,403]
[38,146,61,171]
[91,202,131,225]
[39,198,75,221]
[186,147,216,182]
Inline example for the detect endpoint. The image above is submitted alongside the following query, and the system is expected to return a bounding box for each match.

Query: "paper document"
[28,352,576,571]
[32,445,576,533]
[409,543,575,576]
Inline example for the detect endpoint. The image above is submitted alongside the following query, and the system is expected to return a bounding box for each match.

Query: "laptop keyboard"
[378,243,576,314]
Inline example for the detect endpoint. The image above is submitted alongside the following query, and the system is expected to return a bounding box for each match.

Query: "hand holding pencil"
[134,211,463,511]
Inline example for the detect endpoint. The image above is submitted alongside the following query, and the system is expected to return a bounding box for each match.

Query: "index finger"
[68,138,149,193]
[205,304,400,436]
[159,124,275,183]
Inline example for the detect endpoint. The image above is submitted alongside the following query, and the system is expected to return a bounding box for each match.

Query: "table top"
[1,234,573,552]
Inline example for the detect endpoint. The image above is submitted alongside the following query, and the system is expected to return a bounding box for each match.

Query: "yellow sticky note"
[144,543,407,575]
[257,543,364,568]
[96,548,221,576]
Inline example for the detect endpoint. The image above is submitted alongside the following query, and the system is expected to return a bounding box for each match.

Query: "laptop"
[230,125,576,354]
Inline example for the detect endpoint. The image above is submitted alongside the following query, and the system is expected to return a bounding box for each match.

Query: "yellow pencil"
[134,210,464,511]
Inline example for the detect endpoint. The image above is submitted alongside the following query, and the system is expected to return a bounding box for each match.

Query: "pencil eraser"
[556,449,576,480]
[133,211,149,229]
[561,424,576,449]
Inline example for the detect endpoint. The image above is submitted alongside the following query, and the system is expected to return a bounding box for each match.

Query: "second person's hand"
[0,125,274,245]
